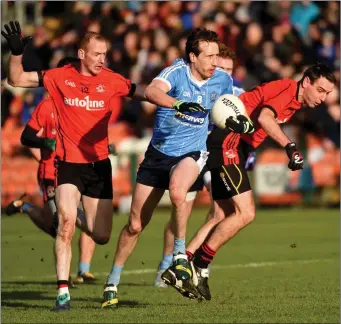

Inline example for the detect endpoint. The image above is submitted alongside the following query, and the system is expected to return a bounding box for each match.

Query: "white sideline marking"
[8,258,335,280]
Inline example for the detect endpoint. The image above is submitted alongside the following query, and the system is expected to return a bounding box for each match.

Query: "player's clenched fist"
[285,142,304,171]
[173,100,205,113]
[1,21,30,55]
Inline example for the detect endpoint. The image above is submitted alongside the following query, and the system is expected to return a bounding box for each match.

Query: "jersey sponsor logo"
[64,96,105,111]
[65,80,76,87]
[219,172,231,191]
[52,129,56,135]
[174,110,208,127]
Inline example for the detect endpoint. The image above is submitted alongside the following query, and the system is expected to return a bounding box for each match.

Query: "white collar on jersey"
[186,65,210,87]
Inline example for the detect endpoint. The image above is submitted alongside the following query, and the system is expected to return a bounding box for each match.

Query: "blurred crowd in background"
[1,1,340,209]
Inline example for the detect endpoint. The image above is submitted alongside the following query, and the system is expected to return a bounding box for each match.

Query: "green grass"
[2,207,340,323]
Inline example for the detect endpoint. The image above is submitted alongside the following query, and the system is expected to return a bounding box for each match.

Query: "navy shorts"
[136,143,207,192]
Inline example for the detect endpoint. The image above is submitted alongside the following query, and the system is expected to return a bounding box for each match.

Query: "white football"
[211,94,247,129]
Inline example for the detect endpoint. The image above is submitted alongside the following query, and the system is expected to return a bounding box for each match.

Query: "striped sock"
[57,280,69,296]
[193,242,216,269]
[186,250,193,261]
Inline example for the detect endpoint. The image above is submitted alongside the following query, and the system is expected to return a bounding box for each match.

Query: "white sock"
[58,287,69,296]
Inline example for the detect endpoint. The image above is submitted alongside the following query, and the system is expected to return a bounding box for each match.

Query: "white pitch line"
[8,258,335,280]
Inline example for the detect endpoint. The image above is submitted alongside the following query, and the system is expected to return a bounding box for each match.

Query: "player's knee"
[169,187,186,206]
[239,208,256,227]
[57,219,75,243]
[93,233,110,245]
[127,220,143,235]
[213,208,226,223]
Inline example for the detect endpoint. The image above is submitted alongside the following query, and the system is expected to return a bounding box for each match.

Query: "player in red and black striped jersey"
[186,63,336,300]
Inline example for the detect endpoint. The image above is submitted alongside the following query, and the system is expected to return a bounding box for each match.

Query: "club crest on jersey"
[52,129,56,135]
[96,84,105,93]
[182,91,191,97]
[174,110,208,127]
[210,92,217,102]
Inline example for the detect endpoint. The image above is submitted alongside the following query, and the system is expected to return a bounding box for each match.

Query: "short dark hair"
[57,57,80,68]
[302,63,336,85]
[219,43,236,61]
[79,32,107,50]
[185,28,219,63]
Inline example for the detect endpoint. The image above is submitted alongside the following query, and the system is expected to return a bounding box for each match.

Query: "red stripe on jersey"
[222,132,241,165]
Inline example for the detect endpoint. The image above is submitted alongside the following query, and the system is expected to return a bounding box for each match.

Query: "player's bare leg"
[155,198,195,287]
[191,190,255,300]
[186,199,233,255]
[53,183,81,311]
[161,158,202,299]
[102,183,164,309]
[81,196,113,245]
[74,233,96,284]
[6,200,56,237]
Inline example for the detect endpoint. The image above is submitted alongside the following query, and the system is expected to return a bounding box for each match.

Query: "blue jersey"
[233,86,245,97]
[151,59,233,156]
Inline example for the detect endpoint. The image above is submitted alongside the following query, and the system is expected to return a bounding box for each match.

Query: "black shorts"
[40,178,55,203]
[210,163,251,200]
[56,158,113,199]
[136,143,207,192]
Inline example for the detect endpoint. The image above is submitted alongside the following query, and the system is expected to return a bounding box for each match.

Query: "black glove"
[42,138,56,152]
[1,21,30,55]
[225,115,255,134]
[173,100,205,113]
[285,142,304,171]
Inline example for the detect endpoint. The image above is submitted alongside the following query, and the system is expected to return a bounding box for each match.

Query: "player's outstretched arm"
[258,107,291,147]
[2,21,39,88]
[258,107,303,170]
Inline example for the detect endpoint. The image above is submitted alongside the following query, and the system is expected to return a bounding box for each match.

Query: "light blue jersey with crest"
[151,59,233,156]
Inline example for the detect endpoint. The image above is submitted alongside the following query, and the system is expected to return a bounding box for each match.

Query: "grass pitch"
[2,207,339,323]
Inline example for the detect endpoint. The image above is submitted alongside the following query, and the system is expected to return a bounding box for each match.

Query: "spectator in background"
[290,1,321,44]
[1,0,340,209]
[1,69,13,128]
